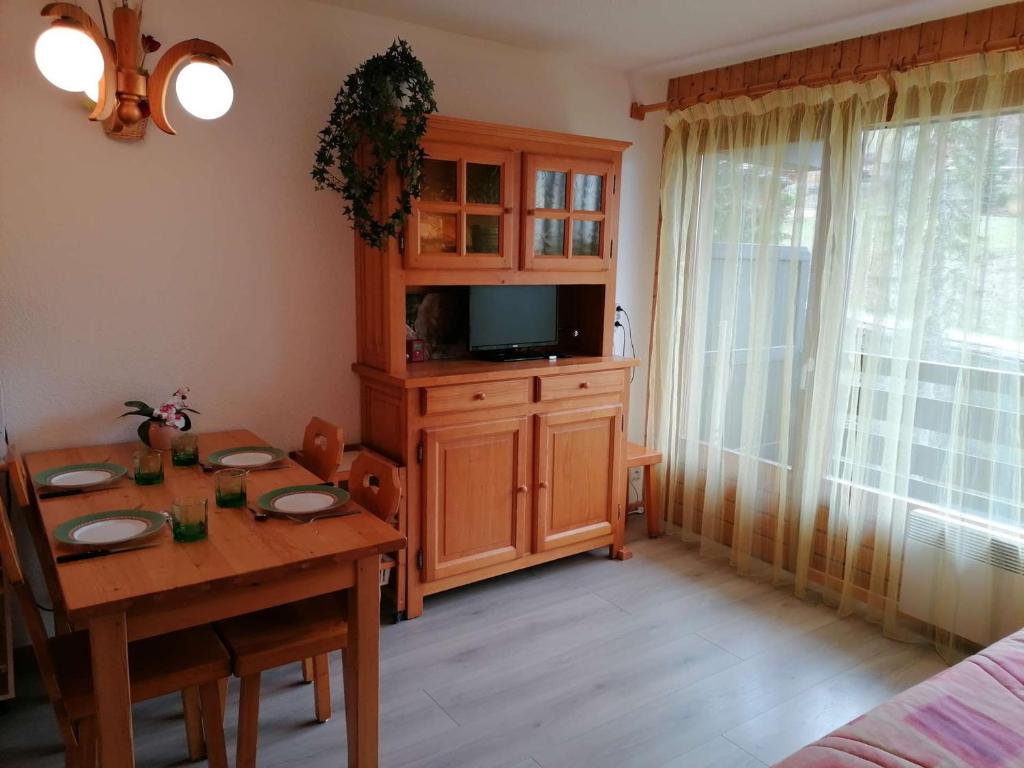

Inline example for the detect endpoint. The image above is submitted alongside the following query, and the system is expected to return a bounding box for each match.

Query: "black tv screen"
[469,285,558,351]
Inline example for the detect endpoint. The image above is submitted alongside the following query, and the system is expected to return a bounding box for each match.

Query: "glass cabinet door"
[407,144,517,270]
[523,155,616,271]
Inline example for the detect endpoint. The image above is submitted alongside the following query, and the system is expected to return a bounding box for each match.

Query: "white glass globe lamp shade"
[175,60,233,120]
[35,23,104,93]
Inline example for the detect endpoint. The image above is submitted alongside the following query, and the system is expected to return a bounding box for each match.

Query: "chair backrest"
[300,417,344,483]
[0,497,73,741]
[6,446,67,630]
[8,446,32,510]
[348,450,402,525]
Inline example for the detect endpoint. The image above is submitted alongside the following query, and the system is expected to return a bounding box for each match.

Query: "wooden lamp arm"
[40,2,116,121]
[148,39,233,135]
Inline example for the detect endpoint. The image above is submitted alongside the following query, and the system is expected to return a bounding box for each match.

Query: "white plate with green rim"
[54,509,167,547]
[257,485,349,516]
[34,462,128,489]
[206,446,287,469]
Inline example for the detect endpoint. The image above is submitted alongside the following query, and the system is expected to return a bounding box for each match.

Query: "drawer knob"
[539,481,549,489]
[473,392,487,400]
[579,381,590,389]
[517,484,528,493]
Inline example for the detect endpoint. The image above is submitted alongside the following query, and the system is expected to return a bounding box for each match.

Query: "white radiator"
[899,507,1024,646]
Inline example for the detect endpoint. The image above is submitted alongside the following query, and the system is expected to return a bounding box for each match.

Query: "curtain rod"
[630,34,1024,120]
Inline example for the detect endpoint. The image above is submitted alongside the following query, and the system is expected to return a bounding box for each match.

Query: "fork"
[246,504,269,522]
[282,505,357,525]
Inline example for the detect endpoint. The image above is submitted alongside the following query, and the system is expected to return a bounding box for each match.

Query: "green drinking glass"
[133,449,164,485]
[171,432,199,467]
[215,469,247,508]
[170,496,208,542]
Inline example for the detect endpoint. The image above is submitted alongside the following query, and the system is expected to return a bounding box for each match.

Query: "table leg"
[89,612,134,768]
[344,555,381,768]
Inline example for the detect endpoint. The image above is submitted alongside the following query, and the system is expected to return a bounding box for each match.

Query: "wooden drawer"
[422,378,532,416]
[537,369,625,402]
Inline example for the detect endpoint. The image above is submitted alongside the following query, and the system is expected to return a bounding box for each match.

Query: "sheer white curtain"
[821,52,1024,652]
[651,53,1024,655]
[649,81,891,578]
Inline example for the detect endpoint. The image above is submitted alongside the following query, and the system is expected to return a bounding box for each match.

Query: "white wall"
[0,0,663,454]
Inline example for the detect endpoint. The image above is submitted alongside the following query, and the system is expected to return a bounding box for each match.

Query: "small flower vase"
[146,422,179,450]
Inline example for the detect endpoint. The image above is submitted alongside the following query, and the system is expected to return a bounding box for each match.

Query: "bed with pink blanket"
[774,629,1024,767]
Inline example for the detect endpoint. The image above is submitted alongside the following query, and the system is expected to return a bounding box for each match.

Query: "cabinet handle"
[579,381,590,389]
[527,209,535,216]
[539,481,549,489]
[517,484,528,493]
[473,392,487,400]
[504,207,513,214]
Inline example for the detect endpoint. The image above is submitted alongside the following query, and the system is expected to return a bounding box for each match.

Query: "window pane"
[467,214,500,254]
[535,170,566,210]
[421,159,457,202]
[467,163,501,204]
[420,212,457,253]
[696,144,823,464]
[533,218,565,256]
[831,112,1024,525]
[571,220,601,256]
[573,173,603,211]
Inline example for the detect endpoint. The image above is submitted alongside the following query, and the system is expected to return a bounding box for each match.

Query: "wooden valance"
[630,0,1024,119]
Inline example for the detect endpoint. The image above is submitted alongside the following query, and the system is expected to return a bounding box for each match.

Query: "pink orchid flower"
[156,402,180,424]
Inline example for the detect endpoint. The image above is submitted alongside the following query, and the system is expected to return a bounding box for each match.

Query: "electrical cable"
[616,305,637,382]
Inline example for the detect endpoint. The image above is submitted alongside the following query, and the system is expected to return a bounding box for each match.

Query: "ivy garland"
[312,40,437,249]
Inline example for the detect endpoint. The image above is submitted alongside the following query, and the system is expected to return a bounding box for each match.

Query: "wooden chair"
[217,449,404,768]
[6,446,71,635]
[626,441,664,537]
[290,417,344,483]
[0,496,231,768]
[350,450,405,607]
[216,595,349,767]
[289,416,364,487]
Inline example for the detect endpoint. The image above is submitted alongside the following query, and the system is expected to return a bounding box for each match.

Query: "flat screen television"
[469,285,558,360]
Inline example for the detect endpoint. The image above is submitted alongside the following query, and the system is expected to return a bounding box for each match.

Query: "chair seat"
[53,625,231,720]
[216,594,348,677]
[331,448,363,484]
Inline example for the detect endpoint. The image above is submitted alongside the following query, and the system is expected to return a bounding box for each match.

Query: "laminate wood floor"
[0,517,946,768]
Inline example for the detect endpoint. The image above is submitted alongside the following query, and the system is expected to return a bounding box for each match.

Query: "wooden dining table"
[25,429,405,768]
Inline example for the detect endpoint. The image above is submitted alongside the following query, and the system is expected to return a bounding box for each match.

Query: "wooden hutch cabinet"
[353,116,636,618]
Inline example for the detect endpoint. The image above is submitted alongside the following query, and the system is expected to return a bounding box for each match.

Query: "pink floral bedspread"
[774,629,1024,767]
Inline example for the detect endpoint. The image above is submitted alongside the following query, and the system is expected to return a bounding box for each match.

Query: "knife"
[202,462,287,473]
[57,543,160,563]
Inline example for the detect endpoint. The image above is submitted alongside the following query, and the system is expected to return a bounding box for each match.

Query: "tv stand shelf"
[352,115,635,618]
[354,355,633,389]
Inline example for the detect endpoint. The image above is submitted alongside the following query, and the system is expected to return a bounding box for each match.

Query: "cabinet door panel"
[522,155,616,272]
[534,405,622,552]
[422,417,529,581]
[407,142,517,271]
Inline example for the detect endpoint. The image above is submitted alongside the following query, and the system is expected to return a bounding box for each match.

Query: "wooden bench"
[626,442,663,538]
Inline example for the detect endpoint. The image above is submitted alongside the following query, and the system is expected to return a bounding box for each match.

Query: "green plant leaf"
[137,420,152,447]
[311,38,437,249]
[180,413,192,431]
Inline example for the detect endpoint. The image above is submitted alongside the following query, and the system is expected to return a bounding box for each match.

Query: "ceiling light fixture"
[36,2,233,141]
